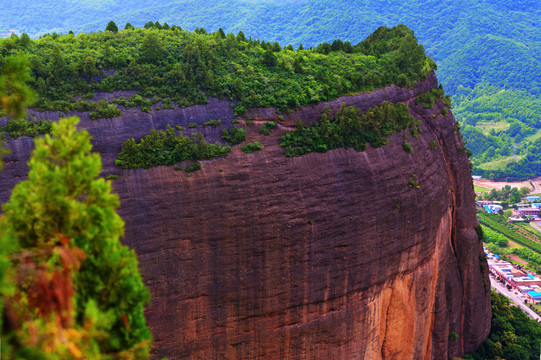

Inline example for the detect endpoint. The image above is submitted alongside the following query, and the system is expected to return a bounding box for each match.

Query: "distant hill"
[2,0,541,179]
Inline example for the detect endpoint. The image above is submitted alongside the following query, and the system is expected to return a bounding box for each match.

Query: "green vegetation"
[203,119,221,127]
[459,86,541,179]
[221,126,246,145]
[241,141,263,154]
[414,85,451,109]
[0,24,434,116]
[482,225,509,247]
[105,173,119,180]
[185,162,202,173]
[115,124,231,169]
[259,121,276,136]
[2,0,539,177]
[89,100,122,120]
[0,55,37,167]
[280,101,416,157]
[478,156,526,172]
[468,292,541,360]
[478,213,541,255]
[0,118,52,138]
[402,142,412,154]
[0,117,151,358]
[474,185,490,193]
[478,185,530,203]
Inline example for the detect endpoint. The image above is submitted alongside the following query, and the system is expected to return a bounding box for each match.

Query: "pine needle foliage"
[0,117,151,359]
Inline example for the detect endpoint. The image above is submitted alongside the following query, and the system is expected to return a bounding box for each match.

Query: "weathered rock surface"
[0,74,490,359]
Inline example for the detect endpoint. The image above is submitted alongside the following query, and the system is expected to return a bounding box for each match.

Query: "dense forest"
[0,24,434,117]
[468,291,541,360]
[4,0,538,178]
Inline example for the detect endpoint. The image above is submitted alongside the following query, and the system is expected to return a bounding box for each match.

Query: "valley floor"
[474,178,541,193]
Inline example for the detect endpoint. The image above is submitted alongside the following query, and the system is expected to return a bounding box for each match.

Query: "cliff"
[0,74,490,359]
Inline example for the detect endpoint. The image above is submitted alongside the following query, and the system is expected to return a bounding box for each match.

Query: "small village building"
[509,275,541,288]
[518,208,540,217]
[472,176,482,181]
[519,285,536,294]
[527,290,541,304]
[526,196,541,202]
[484,205,503,214]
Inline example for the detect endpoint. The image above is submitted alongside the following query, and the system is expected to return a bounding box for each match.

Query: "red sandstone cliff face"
[0,74,490,359]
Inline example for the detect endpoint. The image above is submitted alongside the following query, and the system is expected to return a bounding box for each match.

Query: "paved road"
[490,273,541,321]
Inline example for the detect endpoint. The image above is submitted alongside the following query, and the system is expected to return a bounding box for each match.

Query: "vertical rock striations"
[0,75,490,359]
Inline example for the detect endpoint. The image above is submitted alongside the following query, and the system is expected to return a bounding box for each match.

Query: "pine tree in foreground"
[0,117,151,359]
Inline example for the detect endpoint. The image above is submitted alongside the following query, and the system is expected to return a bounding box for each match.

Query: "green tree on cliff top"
[106,20,119,33]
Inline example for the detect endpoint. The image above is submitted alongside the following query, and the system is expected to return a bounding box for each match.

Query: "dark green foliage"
[479,185,529,203]
[468,292,541,360]
[105,21,118,33]
[280,102,415,157]
[482,226,509,247]
[449,332,458,341]
[1,25,433,115]
[185,162,202,173]
[221,126,246,145]
[89,100,122,120]
[402,142,412,153]
[161,98,175,110]
[471,131,541,180]
[217,28,226,39]
[115,124,231,169]
[241,141,263,154]
[188,122,197,128]
[1,118,52,138]
[478,213,541,254]
[234,105,247,117]
[203,119,221,127]
[429,139,438,150]
[259,121,276,135]
[415,85,451,109]
[105,174,119,180]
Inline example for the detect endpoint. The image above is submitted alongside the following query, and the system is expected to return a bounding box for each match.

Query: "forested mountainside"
[3,0,539,179]
[0,25,434,119]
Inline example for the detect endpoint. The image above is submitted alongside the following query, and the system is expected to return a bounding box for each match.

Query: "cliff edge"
[0,74,490,359]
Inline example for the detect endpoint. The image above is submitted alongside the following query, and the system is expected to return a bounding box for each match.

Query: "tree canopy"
[0,24,435,115]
